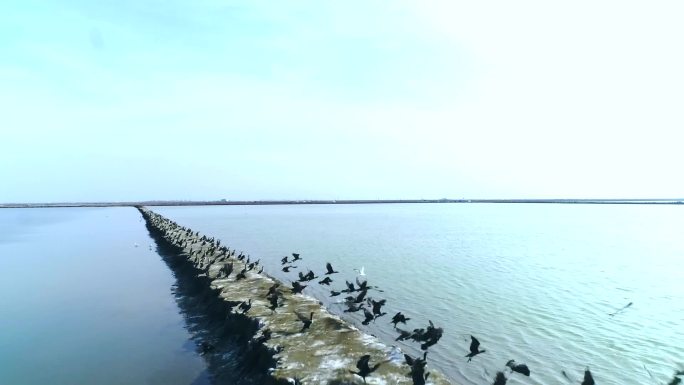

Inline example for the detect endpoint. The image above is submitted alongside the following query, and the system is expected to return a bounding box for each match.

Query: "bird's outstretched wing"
[404,354,415,366]
[357,355,371,370]
[470,336,480,353]
[326,262,333,273]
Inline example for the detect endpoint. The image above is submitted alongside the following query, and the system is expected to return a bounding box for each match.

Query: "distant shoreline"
[2,198,683,208]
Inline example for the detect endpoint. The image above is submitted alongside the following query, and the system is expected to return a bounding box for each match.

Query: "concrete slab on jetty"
[138,207,453,385]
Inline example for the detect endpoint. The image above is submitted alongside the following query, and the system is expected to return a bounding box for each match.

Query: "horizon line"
[2,198,684,208]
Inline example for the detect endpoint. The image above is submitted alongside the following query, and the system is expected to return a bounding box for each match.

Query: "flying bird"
[349,354,381,383]
[391,312,410,328]
[296,311,314,332]
[492,372,507,385]
[325,262,339,275]
[506,360,531,376]
[318,277,333,285]
[291,281,307,294]
[292,253,301,261]
[354,266,366,276]
[581,368,595,385]
[466,336,486,362]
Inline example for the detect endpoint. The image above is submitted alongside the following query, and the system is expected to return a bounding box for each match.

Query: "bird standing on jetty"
[325,262,339,274]
[506,360,530,376]
[350,354,381,383]
[238,299,252,314]
[466,336,486,362]
[296,311,314,332]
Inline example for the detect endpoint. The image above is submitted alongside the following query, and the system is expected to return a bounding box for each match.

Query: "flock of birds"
[142,209,683,385]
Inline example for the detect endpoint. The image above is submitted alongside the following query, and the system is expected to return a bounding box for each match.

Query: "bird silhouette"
[318,277,333,285]
[291,281,307,294]
[362,308,375,325]
[492,372,507,385]
[581,368,595,385]
[405,352,429,385]
[342,280,356,293]
[296,311,314,332]
[330,290,341,297]
[292,253,301,261]
[238,299,252,314]
[282,265,297,272]
[281,256,289,265]
[395,328,412,341]
[325,262,339,275]
[349,354,381,383]
[235,268,247,280]
[667,370,684,385]
[506,360,531,376]
[466,336,486,362]
[391,312,411,328]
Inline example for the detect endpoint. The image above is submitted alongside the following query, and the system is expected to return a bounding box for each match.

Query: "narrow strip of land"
[1,198,683,208]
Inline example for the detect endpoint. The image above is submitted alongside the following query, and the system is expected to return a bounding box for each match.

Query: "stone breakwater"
[138,207,453,385]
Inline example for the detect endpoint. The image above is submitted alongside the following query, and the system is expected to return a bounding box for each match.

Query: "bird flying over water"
[581,368,595,385]
[281,256,289,265]
[292,253,301,261]
[391,312,410,328]
[492,372,507,385]
[282,265,297,272]
[506,360,531,376]
[362,308,374,325]
[291,281,307,294]
[296,311,314,332]
[318,277,333,285]
[325,262,339,275]
[350,354,381,383]
[466,335,486,362]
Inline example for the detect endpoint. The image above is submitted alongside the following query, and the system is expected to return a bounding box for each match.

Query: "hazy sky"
[2,1,683,202]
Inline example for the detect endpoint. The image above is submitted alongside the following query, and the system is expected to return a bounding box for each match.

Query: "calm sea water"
[0,208,209,385]
[155,203,684,385]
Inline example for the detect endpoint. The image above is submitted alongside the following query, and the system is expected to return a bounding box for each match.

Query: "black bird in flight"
[492,372,507,385]
[325,262,339,275]
[291,281,307,294]
[330,290,341,297]
[318,277,333,285]
[506,360,531,376]
[282,265,297,272]
[390,312,410,328]
[395,328,412,341]
[349,354,381,383]
[466,336,486,362]
[405,352,430,385]
[281,256,289,265]
[296,311,314,332]
[362,307,374,325]
[292,253,301,261]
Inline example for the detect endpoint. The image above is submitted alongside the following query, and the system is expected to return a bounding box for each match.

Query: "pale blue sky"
[2,1,683,202]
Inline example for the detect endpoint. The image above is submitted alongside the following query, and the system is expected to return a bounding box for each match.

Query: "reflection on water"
[0,208,207,385]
